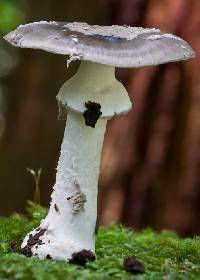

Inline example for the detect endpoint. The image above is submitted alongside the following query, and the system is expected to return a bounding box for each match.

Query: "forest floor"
[0,202,199,280]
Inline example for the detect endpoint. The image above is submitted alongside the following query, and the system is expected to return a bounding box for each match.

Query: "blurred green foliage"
[0,0,24,33]
[0,202,199,279]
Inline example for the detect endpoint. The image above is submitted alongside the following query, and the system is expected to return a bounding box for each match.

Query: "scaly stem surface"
[21,61,131,261]
[21,111,106,260]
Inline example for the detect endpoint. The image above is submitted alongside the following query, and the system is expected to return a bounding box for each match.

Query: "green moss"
[0,203,199,279]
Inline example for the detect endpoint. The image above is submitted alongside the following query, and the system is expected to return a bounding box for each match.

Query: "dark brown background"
[0,0,199,236]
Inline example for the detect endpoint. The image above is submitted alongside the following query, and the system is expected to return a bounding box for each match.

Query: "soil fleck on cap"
[69,249,96,266]
[123,257,145,274]
[83,101,102,128]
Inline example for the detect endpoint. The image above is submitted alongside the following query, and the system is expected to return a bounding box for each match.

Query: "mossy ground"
[0,202,199,279]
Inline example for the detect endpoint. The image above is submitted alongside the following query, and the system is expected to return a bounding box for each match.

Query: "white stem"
[21,61,131,262]
[21,111,107,260]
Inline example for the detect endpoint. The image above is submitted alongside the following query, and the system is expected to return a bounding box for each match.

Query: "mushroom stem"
[21,110,106,260]
[21,61,131,261]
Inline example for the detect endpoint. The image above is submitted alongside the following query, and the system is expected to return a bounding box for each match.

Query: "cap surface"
[4,21,195,68]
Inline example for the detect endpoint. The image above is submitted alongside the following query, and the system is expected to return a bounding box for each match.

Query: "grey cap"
[4,21,195,68]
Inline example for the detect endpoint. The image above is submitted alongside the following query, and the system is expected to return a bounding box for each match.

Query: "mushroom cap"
[4,21,195,68]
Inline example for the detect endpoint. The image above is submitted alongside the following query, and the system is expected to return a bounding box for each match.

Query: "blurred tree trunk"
[0,0,108,215]
[100,0,200,236]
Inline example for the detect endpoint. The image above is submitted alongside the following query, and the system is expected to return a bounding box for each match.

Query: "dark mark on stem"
[83,101,102,128]
[72,190,86,214]
[21,246,32,257]
[27,228,46,246]
[21,228,46,257]
[54,203,59,213]
[67,181,86,214]
[46,254,52,259]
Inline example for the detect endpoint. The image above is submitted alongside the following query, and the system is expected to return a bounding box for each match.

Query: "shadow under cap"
[4,21,195,68]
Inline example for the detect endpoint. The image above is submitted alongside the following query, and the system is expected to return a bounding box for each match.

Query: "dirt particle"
[46,254,52,259]
[67,196,73,200]
[69,249,95,266]
[54,203,59,212]
[21,228,46,257]
[123,257,145,274]
[27,228,46,247]
[21,245,32,257]
[83,101,102,128]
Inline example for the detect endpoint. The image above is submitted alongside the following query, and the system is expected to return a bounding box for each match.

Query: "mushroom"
[4,22,195,261]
